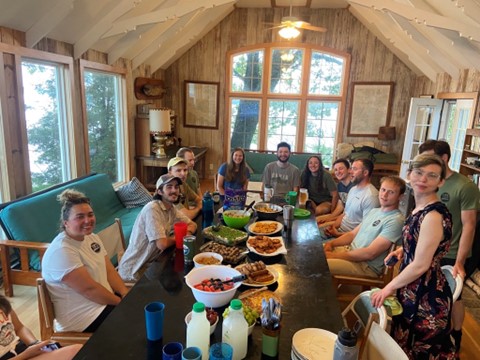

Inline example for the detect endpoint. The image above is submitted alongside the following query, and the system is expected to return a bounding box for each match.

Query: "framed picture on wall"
[347,82,394,137]
[183,80,219,129]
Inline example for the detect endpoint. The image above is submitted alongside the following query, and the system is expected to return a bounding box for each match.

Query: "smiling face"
[158,181,181,203]
[276,146,290,163]
[232,150,244,165]
[333,162,350,182]
[169,163,188,182]
[378,179,402,209]
[408,164,444,195]
[307,157,321,174]
[64,203,96,241]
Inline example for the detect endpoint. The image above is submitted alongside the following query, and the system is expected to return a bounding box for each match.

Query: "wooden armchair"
[36,278,91,345]
[0,240,49,297]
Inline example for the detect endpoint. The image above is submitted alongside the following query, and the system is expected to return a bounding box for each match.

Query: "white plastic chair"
[361,322,408,360]
[97,218,126,266]
[341,290,388,331]
[441,265,463,302]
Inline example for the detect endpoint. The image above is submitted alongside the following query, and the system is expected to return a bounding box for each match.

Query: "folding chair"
[441,265,463,302]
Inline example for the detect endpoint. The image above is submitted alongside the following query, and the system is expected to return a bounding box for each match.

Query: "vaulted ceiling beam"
[349,0,480,43]
[102,0,235,39]
[26,0,74,48]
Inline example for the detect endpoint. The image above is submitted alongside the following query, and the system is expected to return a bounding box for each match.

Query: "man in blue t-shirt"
[324,176,405,277]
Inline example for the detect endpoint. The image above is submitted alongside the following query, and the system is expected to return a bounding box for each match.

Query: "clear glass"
[21,60,72,192]
[266,100,299,150]
[308,52,344,95]
[231,50,264,93]
[270,48,304,94]
[84,69,126,183]
[230,98,260,150]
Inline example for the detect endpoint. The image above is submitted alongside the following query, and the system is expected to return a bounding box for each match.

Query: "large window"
[80,61,128,184]
[21,59,75,192]
[227,44,349,167]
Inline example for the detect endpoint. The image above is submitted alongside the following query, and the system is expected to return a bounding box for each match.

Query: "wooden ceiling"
[1,0,479,81]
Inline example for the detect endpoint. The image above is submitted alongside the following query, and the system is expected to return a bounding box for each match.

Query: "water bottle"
[222,299,248,360]
[186,302,210,360]
[333,328,358,360]
[202,191,214,229]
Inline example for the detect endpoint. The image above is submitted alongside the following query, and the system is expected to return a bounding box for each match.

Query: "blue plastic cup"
[209,343,233,360]
[145,302,165,341]
[181,346,202,360]
[162,342,183,360]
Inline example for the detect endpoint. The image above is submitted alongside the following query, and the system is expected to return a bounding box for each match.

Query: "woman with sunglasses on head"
[371,154,456,359]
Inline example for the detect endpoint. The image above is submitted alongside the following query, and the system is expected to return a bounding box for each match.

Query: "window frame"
[79,60,129,186]
[225,42,350,162]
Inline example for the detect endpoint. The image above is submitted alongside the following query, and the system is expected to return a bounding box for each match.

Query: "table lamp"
[378,126,396,153]
[150,108,171,158]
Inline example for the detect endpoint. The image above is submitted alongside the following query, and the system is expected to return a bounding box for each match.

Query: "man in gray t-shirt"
[262,142,301,197]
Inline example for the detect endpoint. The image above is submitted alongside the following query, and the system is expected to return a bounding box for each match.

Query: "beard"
[277,154,290,163]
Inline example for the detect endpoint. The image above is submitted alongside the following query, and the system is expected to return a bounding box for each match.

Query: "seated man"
[176,147,202,197]
[324,158,379,238]
[118,174,197,281]
[262,141,301,198]
[324,175,405,278]
[168,157,202,219]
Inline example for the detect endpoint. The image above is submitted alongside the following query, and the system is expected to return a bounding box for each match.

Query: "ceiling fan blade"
[297,23,327,32]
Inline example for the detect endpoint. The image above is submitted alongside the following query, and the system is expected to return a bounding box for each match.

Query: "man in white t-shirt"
[324,158,379,238]
[324,176,405,277]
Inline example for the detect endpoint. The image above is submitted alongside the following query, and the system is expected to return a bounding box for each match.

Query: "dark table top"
[74,215,343,360]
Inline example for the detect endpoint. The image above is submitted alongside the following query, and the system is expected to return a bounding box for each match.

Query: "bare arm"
[324,225,359,252]
[105,256,129,298]
[327,236,392,262]
[217,174,225,195]
[453,209,477,278]
[62,266,121,306]
[371,211,443,307]
[11,310,37,346]
[330,190,339,214]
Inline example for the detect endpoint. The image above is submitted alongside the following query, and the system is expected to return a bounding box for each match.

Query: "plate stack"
[291,328,337,359]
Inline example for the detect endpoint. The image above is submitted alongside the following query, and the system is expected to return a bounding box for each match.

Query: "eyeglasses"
[410,168,441,181]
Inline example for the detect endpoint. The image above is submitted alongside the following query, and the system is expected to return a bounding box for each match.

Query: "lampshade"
[278,26,300,40]
[378,126,396,141]
[149,109,171,133]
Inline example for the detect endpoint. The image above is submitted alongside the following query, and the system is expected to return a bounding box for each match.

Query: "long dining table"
[74,213,343,359]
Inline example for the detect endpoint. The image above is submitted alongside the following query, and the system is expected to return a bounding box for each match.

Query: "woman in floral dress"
[371,154,456,359]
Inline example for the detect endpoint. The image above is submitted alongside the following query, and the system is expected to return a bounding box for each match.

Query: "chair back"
[441,265,463,302]
[36,278,55,340]
[361,322,408,360]
[342,290,388,331]
[97,218,126,265]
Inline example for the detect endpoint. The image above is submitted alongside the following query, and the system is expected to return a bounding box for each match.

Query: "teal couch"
[244,150,316,182]
[0,173,143,296]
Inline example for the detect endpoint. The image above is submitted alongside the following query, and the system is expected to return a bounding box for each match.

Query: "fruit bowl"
[185,265,243,308]
[222,210,251,229]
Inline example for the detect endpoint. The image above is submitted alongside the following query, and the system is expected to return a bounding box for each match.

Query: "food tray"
[247,221,283,235]
[246,236,287,257]
[199,241,247,265]
[202,225,249,246]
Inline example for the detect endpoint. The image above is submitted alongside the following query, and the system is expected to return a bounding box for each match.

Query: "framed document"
[348,82,394,137]
[184,80,219,129]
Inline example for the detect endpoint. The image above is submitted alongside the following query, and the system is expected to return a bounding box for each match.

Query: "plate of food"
[202,225,248,246]
[238,289,281,315]
[247,221,283,235]
[235,261,279,287]
[246,235,287,257]
[199,242,247,265]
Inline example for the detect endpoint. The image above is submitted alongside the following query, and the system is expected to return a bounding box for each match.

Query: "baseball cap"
[156,174,182,189]
[167,157,188,169]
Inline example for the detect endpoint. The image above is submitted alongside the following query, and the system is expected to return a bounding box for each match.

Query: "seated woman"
[0,295,81,359]
[42,189,129,333]
[300,155,339,216]
[216,147,250,196]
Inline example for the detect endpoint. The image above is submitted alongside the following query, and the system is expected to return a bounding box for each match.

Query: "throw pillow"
[116,177,152,208]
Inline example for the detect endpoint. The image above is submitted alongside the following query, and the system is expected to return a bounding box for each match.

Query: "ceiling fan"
[273,3,327,39]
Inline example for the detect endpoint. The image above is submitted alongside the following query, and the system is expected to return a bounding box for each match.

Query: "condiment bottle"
[333,327,358,360]
[202,191,214,229]
[186,302,210,360]
[222,299,248,360]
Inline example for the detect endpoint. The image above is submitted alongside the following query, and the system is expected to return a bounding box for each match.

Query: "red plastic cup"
[174,222,188,249]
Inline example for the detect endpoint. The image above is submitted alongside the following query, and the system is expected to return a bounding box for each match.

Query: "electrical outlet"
[209,163,213,170]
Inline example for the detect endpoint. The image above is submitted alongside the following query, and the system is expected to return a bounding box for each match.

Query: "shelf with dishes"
[460,128,480,182]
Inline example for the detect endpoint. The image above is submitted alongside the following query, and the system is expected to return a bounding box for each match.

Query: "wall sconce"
[278,26,300,40]
[378,126,396,152]
[150,108,171,158]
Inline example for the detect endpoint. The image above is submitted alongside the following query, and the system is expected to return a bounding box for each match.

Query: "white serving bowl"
[185,311,219,335]
[193,252,223,268]
[184,265,243,308]
[247,322,255,336]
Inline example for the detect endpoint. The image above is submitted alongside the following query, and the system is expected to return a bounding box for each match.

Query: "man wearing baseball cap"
[168,157,202,219]
[118,174,196,281]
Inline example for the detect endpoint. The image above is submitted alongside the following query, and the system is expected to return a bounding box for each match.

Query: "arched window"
[226,44,350,167]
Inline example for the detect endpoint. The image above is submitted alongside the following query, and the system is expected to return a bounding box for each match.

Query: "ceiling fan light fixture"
[278,26,300,40]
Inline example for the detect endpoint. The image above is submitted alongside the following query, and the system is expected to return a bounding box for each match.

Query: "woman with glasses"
[371,154,456,359]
